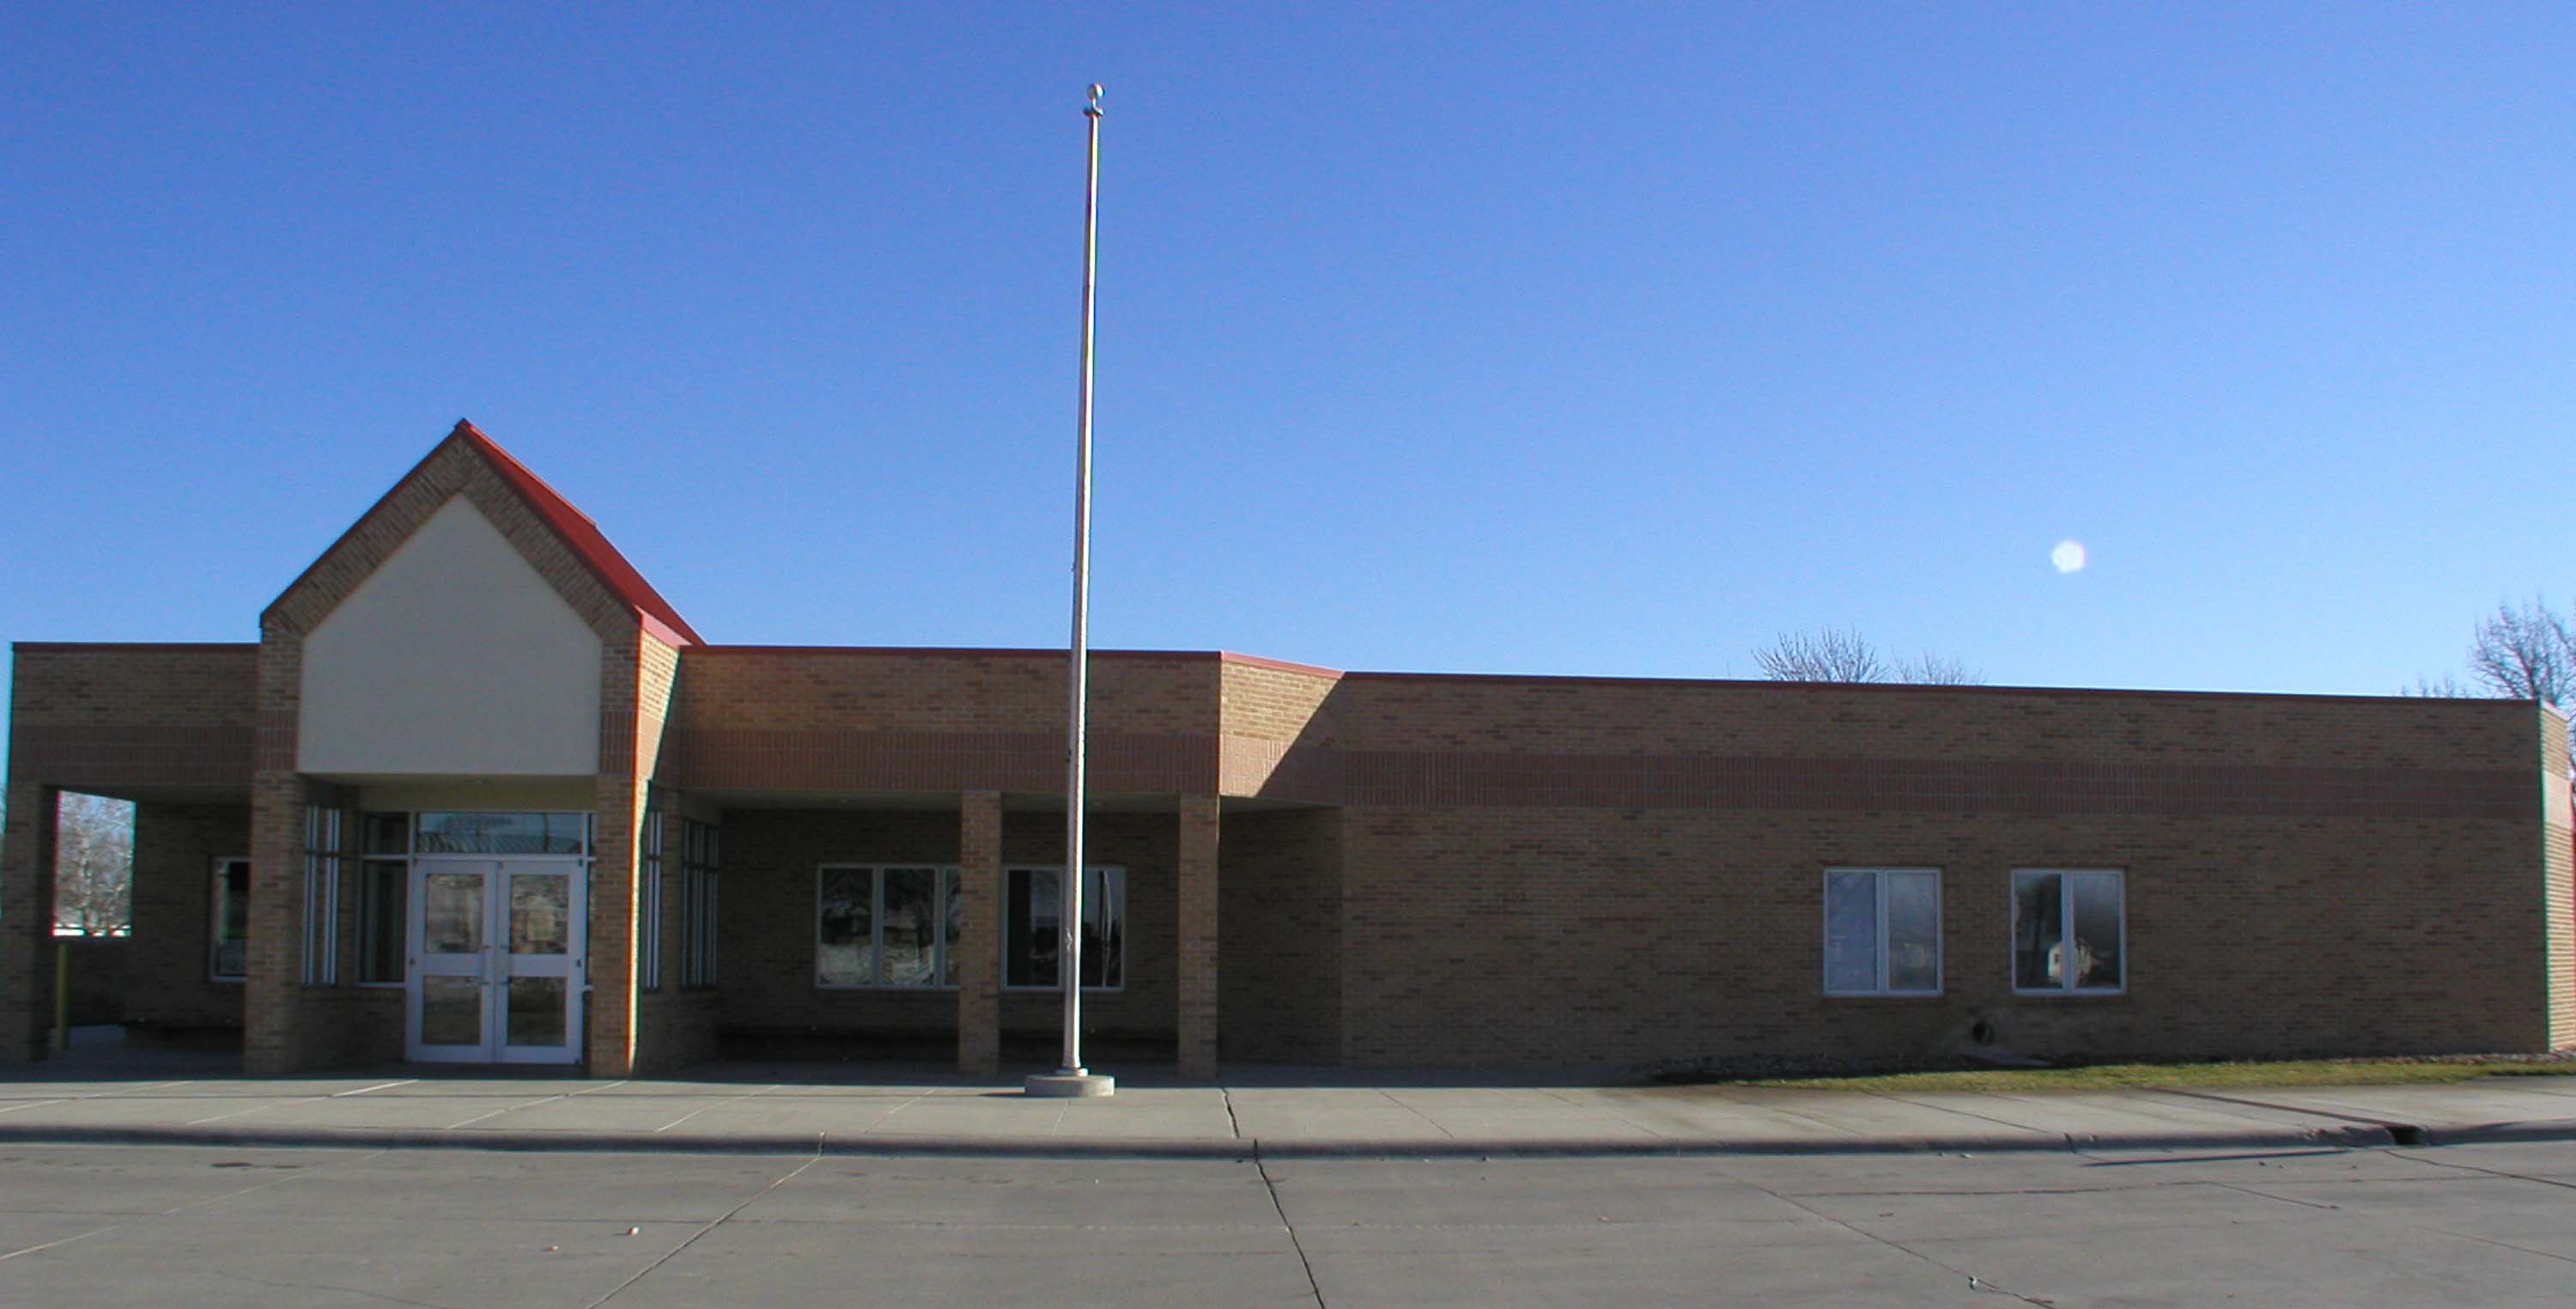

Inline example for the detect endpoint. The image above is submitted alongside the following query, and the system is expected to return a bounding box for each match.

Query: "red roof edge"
[450,421,703,645]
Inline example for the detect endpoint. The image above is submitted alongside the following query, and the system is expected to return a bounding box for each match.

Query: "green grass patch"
[1728,1058,2576,1093]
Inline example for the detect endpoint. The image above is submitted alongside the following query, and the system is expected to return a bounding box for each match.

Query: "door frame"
[404,854,589,1065]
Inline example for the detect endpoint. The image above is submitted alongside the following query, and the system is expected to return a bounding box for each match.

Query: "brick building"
[7,422,2573,1076]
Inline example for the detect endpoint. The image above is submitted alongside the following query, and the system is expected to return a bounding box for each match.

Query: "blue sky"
[6,3,2573,743]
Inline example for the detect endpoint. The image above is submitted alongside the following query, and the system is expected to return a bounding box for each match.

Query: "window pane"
[1007,869,1060,989]
[1082,868,1123,989]
[362,813,408,856]
[360,860,405,983]
[508,874,571,955]
[507,977,568,1048]
[213,859,251,978]
[882,868,939,987]
[1884,871,1940,993]
[1822,871,1878,993]
[2069,873,2123,989]
[817,868,874,986]
[2014,874,2063,989]
[420,975,482,1046]
[416,813,585,855]
[942,869,962,987]
[424,873,485,954]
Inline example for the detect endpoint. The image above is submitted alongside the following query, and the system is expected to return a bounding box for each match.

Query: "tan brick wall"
[587,629,646,1076]
[957,792,1001,1074]
[0,783,57,1060]
[125,802,251,1032]
[1176,794,1219,1077]
[1218,805,1343,1063]
[666,649,1220,795]
[1218,658,1342,801]
[1336,805,2544,1069]
[1331,676,2531,766]
[8,645,257,791]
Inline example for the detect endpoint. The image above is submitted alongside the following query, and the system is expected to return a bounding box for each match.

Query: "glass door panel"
[495,861,583,1064]
[409,861,495,1062]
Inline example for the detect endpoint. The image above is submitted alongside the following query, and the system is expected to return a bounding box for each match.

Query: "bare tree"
[1895,653,1985,685]
[1754,629,1984,685]
[2466,600,2573,705]
[1754,628,1886,682]
[2402,673,2475,697]
[54,793,133,935]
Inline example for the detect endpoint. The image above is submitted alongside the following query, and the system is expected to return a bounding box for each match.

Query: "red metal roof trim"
[449,421,704,645]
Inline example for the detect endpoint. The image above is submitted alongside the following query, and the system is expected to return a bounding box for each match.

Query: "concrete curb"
[0,1119,2504,1160]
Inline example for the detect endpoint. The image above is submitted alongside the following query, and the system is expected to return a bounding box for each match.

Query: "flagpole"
[1029,83,1113,1099]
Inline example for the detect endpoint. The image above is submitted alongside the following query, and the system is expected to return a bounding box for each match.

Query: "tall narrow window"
[210,856,251,981]
[638,805,664,993]
[1822,868,1941,995]
[2013,869,2125,993]
[1004,866,1123,989]
[301,807,343,986]
[680,819,720,989]
[355,812,407,984]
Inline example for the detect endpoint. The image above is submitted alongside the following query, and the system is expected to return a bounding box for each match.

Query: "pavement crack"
[1717,1165,2058,1307]
[1221,1085,1243,1141]
[1253,1144,1329,1309]
[587,1148,822,1309]
[1376,1090,1455,1139]
[2407,1151,2576,1191]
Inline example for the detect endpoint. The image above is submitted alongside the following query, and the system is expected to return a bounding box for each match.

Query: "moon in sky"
[2051,540,2087,574]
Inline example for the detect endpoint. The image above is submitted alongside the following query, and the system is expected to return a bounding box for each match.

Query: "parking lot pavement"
[9,1140,2576,1306]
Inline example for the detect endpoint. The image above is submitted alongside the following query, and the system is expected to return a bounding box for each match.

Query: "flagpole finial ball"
[1087,83,1104,106]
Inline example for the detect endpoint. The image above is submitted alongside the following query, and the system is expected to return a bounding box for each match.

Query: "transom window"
[415,812,592,856]
[2013,868,2125,994]
[817,866,962,989]
[1822,868,1941,995]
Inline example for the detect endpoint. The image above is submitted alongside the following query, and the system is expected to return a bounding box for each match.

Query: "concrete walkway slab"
[4,1060,2574,1158]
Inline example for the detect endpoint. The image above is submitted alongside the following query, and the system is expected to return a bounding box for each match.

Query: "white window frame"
[2010,868,2128,995]
[814,865,962,990]
[1002,865,1126,993]
[210,855,251,983]
[301,807,343,987]
[1820,866,1943,996]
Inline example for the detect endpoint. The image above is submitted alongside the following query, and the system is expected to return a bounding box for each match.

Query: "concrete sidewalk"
[8,1058,2576,1158]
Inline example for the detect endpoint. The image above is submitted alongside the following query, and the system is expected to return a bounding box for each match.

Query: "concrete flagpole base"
[1024,1070,1115,1098]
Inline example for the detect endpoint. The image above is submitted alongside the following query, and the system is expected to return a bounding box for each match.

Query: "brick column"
[588,631,647,1078]
[1,782,59,1062]
[1177,794,1220,1079]
[957,790,1003,1075]
[244,630,318,1075]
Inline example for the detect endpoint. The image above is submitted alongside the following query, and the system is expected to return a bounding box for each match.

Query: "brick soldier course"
[6,421,2572,1075]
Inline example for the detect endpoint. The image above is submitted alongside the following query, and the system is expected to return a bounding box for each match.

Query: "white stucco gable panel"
[299,496,605,776]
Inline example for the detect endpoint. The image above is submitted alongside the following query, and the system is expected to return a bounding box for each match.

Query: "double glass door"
[406,858,586,1064]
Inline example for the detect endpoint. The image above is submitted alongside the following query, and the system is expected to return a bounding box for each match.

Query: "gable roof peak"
[265,419,705,647]
[444,421,702,646]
